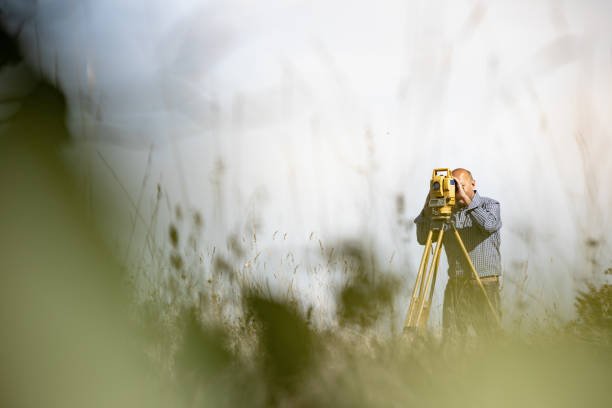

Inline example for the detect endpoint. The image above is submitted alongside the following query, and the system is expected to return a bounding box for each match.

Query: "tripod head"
[427,214,454,231]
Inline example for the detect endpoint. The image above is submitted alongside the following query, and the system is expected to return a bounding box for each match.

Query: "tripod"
[404,215,502,331]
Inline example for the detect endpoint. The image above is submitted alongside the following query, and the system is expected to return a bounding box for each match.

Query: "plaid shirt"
[414,191,501,278]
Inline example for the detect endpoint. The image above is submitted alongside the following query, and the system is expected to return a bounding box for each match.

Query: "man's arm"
[414,193,432,245]
[467,199,501,233]
[414,211,431,245]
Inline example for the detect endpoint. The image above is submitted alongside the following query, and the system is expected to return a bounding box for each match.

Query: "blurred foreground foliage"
[139,263,612,408]
[567,268,612,344]
[2,28,612,408]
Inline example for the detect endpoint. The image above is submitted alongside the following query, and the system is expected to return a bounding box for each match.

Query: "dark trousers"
[442,276,501,337]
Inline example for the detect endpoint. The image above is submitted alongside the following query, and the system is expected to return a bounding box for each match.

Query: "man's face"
[452,170,475,206]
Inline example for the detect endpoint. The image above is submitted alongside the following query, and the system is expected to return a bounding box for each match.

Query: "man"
[414,168,502,336]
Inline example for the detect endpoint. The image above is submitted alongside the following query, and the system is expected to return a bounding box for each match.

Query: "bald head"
[452,168,473,181]
[452,168,476,206]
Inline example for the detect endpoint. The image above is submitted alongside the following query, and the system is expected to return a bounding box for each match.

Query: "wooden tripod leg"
[404,230,434,328]
[450,224,502,328]
[414,228,445,329]
[425,230,444,310]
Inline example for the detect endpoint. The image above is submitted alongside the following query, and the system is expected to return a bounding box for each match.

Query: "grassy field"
[130,217,612,407]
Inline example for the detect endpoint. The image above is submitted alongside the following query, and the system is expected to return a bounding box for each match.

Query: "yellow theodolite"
[427,167,457,217]
[404,168,501,332]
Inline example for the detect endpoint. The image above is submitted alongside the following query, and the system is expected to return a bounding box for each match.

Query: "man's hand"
[454,178,472,207]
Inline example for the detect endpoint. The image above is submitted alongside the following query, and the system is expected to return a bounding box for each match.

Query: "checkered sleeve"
[467,197,501,233]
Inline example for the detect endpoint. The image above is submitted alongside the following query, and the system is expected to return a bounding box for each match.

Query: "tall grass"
[120,183,612,407]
